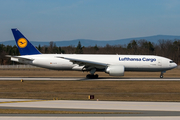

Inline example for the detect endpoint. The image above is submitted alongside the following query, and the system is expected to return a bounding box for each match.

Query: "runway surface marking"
[0,99,51,104]
[0,116,180,120]
[0,99,35,102]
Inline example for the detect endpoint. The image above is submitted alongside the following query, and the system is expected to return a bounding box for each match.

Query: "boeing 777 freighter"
[7,29,177,78]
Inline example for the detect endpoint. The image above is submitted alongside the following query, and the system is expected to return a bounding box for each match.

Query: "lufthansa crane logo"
[17,38,28,48]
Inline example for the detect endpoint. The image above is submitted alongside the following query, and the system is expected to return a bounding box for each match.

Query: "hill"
[1,35,180,47]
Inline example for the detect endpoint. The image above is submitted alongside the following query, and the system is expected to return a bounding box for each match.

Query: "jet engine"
[105,65,124,76]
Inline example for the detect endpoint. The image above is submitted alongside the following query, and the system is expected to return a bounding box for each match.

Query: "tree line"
[0,39,180,65]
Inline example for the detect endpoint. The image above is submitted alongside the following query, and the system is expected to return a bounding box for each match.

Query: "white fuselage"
[11,54,177,72]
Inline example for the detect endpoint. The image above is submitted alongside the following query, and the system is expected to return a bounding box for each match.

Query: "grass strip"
[0,109,139,114]
[1,80,180,101]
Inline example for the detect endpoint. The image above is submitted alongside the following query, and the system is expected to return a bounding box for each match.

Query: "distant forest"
[0,39,180,65]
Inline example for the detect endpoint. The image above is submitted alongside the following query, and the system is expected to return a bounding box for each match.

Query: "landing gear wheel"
[86,74,90,78]
[86,74,99,79]
[94,74,98,78]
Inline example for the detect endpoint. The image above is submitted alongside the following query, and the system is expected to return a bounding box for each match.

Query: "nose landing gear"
[160,73,163,78]
[160,71,166,78]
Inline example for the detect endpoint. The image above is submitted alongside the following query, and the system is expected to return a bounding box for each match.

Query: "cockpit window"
[170,61,174,63]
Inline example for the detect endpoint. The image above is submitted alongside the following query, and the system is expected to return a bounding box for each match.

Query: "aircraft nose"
[174,63,178,68]
[169,60,178,68]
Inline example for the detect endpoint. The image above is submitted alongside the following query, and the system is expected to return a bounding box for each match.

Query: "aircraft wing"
[56,56,108,70]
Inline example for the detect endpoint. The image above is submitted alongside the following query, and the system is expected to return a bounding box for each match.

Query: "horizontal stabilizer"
[6,55,34,61]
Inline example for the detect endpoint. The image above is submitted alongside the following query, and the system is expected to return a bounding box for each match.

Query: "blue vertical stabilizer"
[11,28,41,55]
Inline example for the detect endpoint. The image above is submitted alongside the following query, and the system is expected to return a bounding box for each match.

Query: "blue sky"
[0,0,180,42]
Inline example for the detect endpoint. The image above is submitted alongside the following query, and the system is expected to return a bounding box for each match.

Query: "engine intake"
[105,65,124,76]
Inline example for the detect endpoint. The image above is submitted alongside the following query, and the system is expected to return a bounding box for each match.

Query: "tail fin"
[11,28,41,55]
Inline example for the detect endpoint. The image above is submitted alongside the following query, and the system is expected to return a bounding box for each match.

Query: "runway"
[1,99,180,119]
[0,77,180,81]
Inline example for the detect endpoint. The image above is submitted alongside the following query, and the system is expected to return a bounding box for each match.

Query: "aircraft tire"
[95,74,98,78]
[86,74,98,79]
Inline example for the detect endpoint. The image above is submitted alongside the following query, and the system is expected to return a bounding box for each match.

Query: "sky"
[0,0,180,42]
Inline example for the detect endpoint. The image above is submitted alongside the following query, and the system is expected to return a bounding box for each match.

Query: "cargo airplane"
[7,29,177,78]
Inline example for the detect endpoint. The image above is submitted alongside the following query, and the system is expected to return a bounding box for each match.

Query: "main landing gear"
[160,71,166,78]
[86,74,99,79]
[86,68,99,79]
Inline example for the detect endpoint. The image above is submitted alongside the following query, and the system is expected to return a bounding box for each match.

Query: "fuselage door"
[158,59,162,66]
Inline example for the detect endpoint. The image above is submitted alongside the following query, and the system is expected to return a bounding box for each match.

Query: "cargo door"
[158,59,162,66]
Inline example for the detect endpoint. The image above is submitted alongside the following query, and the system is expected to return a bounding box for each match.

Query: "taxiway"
[1,99,180,119]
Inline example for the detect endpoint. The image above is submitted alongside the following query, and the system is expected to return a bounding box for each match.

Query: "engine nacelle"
[105,65,124,76]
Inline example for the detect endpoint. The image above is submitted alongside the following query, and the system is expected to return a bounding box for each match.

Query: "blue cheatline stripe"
[11,28,41,55]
